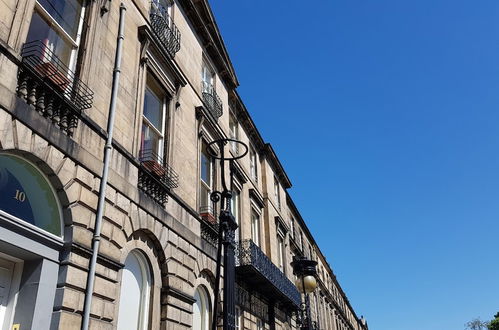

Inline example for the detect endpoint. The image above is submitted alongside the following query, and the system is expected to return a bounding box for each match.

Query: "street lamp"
[291,256,318,330]
[207,138,248,330]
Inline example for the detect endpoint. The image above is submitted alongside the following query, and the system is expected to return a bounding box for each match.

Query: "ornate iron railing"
[201,81,223,120]
[200,220,219,247]
[138,148,179,205]
[236,239,301,307]
[150,2,181,58]
[16,40,94,136]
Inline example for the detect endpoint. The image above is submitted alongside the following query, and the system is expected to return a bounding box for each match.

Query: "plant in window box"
[140,149,166,178]
[34,61,71,90]
[199,205,217,225]
[29,40,72,90]
[200,212,217,225]
[142,159,166,178]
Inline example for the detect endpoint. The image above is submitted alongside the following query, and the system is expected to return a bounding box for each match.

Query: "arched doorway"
[0,152,65,329]
[0,153,62,236]
[193,285,212,330]
[116,250,152,330]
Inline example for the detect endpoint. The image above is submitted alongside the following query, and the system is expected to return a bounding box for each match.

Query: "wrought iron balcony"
[236,239,301,309]
[150,2,181,58]
[200,219,219,247]
[16,40,94,136]
[138,148,179,206]
[201,81,223,120]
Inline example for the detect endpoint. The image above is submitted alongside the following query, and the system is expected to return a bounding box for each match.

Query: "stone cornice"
[177,0,238,89]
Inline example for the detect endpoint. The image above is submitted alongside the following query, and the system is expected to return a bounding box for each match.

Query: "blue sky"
[210,1,499,329]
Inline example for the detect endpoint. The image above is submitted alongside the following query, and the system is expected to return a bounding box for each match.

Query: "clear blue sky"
[210,1,499,329]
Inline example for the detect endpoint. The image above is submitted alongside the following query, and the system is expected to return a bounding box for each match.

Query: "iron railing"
[16,40,94,136]
[236,239,301,308]
[150,2,181,57]
[138,148,179,205]
[201,81,223,120]
[200,220,219,247]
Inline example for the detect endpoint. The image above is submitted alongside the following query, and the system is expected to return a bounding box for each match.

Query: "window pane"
[26,11,74,66]
[200,184,211,212]
[193,287,211,330]
[38,0,83,39]
[201,144,212,185]
[0,154,62,236]
[143,75,165,131]
[251,211,259,246]
[141,123,161,154]
[117,252,151,330]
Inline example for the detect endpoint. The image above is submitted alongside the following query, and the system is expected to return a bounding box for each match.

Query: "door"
[0,257,15,329]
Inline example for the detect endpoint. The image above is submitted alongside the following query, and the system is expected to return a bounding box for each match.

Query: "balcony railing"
[236,239,301,309]
[200,220,219,247]
[150,2,181,58]
[138,148,179,205]
[16,40,94,136]
[201,81,223,120]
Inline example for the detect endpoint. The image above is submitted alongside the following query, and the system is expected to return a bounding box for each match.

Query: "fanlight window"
[0,153,62,236]
[117,250,152,330]
[193,286,211,330]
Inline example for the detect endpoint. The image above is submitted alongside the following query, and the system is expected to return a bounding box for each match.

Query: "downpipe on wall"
[81,3,126,330]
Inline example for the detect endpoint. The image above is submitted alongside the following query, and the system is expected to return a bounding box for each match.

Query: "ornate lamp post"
[291,256,318,330]
[207,138,248,330]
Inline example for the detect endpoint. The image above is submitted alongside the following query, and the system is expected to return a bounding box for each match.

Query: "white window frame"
[117,250,152,330]
[202,62,215,94]
[274,177,280,209]
[141,72,168,161]
[193,286,212,330]
[256,317,264,330]
[229,112,238,153]
[277,233,285,273]
[200,140,215,214]
[249,146,257,182]
[251,208,261,247]
[32,0,86,72]
[235,306,242,330]
[231,189,240,242]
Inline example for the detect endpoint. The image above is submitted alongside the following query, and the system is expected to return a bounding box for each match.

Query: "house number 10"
[14,189,26,202]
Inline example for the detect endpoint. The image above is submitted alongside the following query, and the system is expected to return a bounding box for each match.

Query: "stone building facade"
[0,0,368,329]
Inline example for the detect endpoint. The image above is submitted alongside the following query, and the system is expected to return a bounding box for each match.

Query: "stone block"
[61,287,84,312]
[110,225,127,249]
[69,203,94,228]
[166,307,181,323]
[73,226,92,249]
[64,265,88,290]
[103,202,125,227]
[79,187,98,211]
[76,165,95,190]
[102,300,115,321]
[88,318,113,330]
[53,311,82,330]
[31,133,49,160]
[115,192,130,214]
[58,158,77,187]
[45,145,66,173]
[98,238,120,261]
[93,276,117,300]
[14,119,31,151]
[65,181,82,206]
[104,184,116,205]
[0,110,14,149]
[69,251,90,269]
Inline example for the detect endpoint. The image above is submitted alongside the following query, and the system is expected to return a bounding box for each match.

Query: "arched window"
[0,153,62,236]
[117,250,152,330]
[193,286,211,330]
